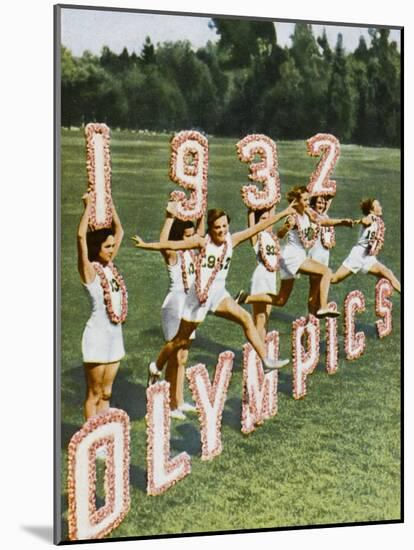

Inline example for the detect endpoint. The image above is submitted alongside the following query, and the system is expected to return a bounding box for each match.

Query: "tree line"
[61,22,401,147]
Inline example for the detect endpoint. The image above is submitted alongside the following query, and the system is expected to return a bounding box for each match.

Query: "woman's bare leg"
[369,262,401,293]
[165,348,189,409]
[308,274,321,315]
[298,259,332,310]
[155,320,198,371]
[246,279,294,307]
[252,302,272,342]
[84,363,105,419]
[96,361,120,414]
[331,265,353,285]
[214,297,268,362]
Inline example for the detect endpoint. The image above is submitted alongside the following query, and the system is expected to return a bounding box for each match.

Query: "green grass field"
[59,129,401,540]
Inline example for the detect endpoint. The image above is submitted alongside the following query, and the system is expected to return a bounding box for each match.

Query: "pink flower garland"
[85,123,113,230]
[292,315,320,400]
[375,278,393,339]
[195,236,228,304]
[67,408,130,541]
[306,133,340,197]
[178,250,195,293]
[88,437,115,526]
[241,331,279,434]
[258,231,280,272]
[295,213,320,249]
[169,130,208,222]
[237,134,281,210]
[92,262,128,324]
[344,290,366,361]
[368,216,386,256]
[321,225,336,249]
[146,382,191,496]
[186,351,234,461]
[325,302,339,374]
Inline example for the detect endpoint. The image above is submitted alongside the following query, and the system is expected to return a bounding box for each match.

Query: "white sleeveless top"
[357,217,378,248]
[84,266,122,322]
[254,231,278,270]
[166,250,196,293]
[200,233,233,289]
[285,214,311,250]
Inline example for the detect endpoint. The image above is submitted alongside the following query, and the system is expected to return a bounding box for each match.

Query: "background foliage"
[61,22,401,146]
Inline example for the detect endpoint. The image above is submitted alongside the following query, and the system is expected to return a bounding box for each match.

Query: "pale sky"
[60,7,401,57]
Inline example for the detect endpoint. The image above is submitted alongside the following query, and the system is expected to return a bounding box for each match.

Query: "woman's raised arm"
[77,193,96,284]
[111,201,124,260]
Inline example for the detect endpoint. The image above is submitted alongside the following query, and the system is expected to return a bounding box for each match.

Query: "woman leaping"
[331,198,401,292]
[235,186,342,318]
[133,203,296,384]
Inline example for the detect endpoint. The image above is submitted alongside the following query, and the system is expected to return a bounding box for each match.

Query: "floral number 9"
[237,134,281,210]
[169,130,208,221]
[306,133,340,197]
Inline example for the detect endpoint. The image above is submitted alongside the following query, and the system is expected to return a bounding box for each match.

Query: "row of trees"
[61,22,401,146]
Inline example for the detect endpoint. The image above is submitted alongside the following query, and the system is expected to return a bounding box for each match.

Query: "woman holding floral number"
[77,191,127,421]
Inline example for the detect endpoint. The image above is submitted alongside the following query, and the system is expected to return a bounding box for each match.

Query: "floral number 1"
[85,123,113,230]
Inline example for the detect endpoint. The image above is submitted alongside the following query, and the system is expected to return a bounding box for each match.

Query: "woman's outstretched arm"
[159,202,176,263]
[320,217,354,227]
[132,234,205,251]
[232,203,296,248]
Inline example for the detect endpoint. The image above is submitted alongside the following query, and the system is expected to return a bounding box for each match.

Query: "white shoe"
[95,445,107,460]
[316,308,341,319]
[263,357,290,370]
[179,402,197,413]
[147,361,162,386]
[170,408,187,420]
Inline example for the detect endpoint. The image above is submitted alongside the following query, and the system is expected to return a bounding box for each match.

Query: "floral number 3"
[237,134,281,210]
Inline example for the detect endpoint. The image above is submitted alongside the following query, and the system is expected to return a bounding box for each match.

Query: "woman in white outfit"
[238,186,341,318]
[78,192,126,420]
[156,203,202,419]
[331,198,401,292]
[133,204,296,383]
[247,207,280,342]
[307,195,353,314]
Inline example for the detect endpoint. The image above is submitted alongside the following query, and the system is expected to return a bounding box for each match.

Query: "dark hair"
[286,185,309,203]
[360,198,375,215]
[254,209,270,224]
[86,228,114,262]
[310,195,327,209]
[207,208,230,232]
[169,219,195,241]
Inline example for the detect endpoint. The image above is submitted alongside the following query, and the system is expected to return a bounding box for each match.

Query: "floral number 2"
[169,130,208,221]
[237,134,281,210]
[306,133,340,197]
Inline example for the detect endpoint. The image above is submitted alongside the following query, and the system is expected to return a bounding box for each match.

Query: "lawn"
[58,129,401,541]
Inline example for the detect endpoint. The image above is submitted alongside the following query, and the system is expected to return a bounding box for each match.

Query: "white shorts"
[308,241,330,266]
[161,291,195,341]
[343,245,378,274]
[279,245,307,280]
[250,263,277,295]
[182,284,230,323]
[82,321,125,364]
